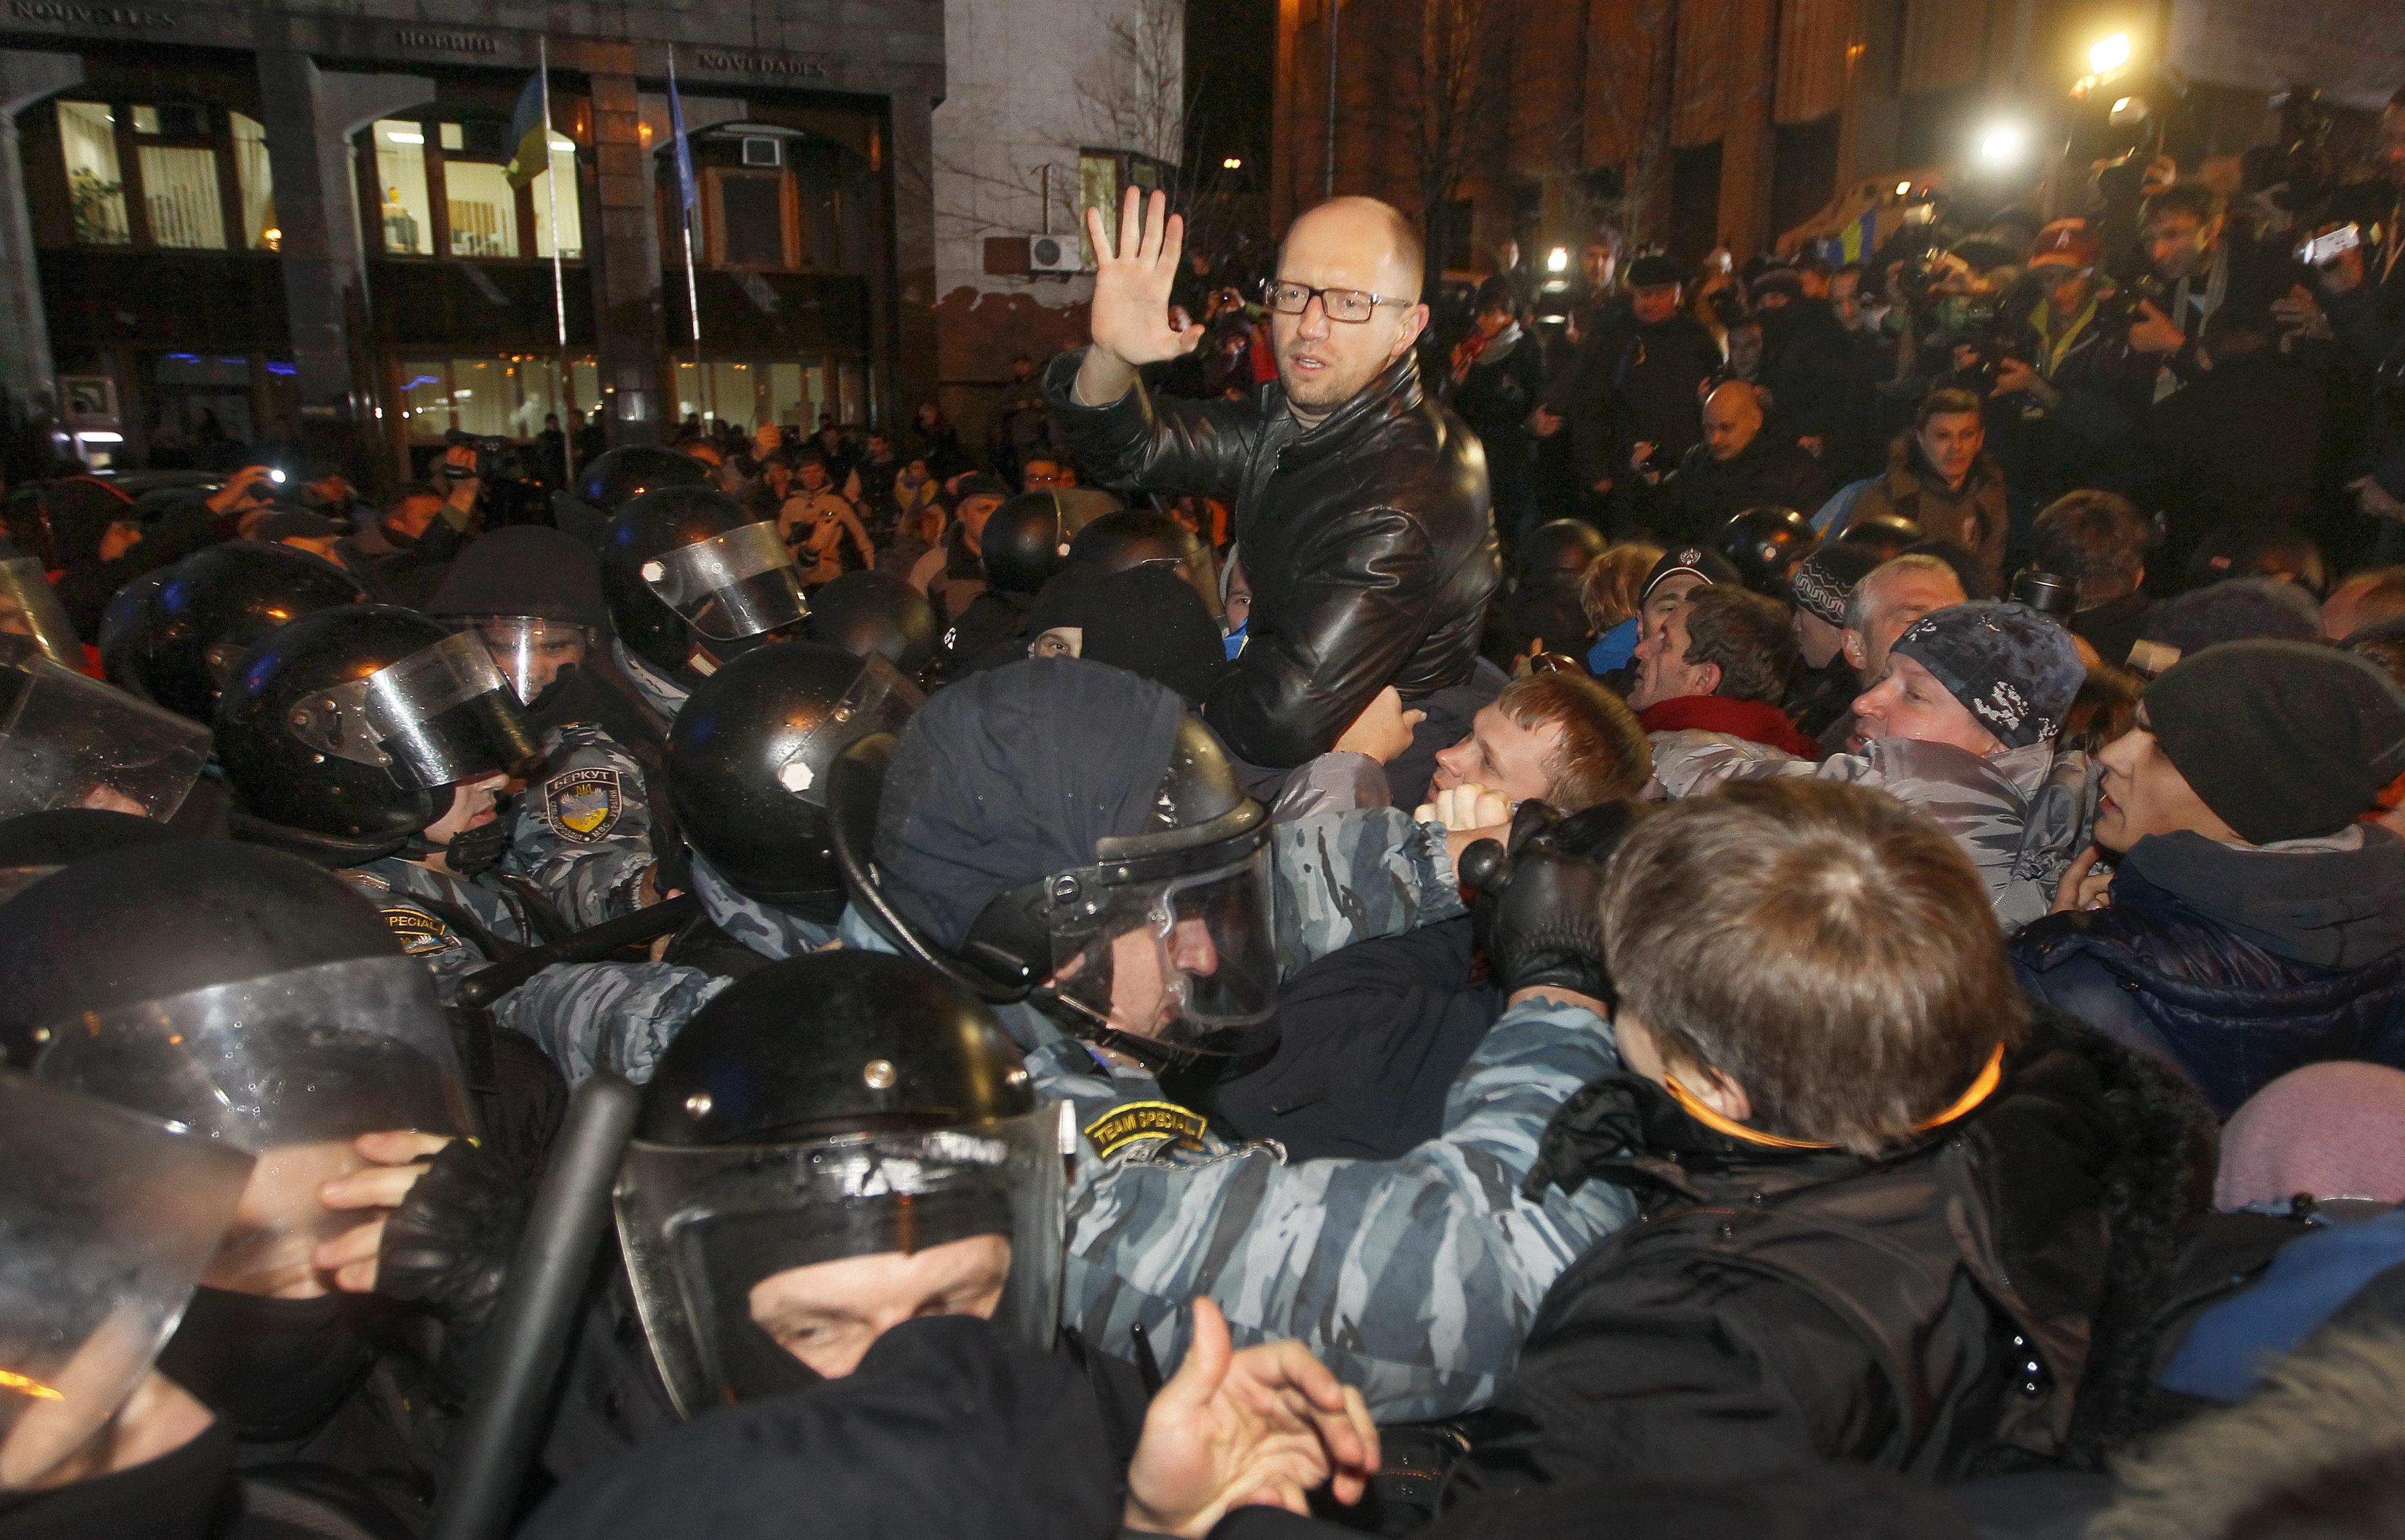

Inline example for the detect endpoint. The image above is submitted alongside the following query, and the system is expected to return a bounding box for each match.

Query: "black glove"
[378,1135,531,1337]
[1463,800,1641,1002]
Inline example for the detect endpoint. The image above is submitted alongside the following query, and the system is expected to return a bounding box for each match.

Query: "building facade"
[1269,0,2400,277]
[928,0,1183,453]
[0,0,944,484]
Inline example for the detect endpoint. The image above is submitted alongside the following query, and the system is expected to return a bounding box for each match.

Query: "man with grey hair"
[1046,188,1499,779]
[1830,552,1968,748]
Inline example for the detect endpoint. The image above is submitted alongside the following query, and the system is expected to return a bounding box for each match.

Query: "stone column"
[887,89,938,426]
[588,65,663,448]
[0,50,85,419]
[254,51,430,476]
[1713,0,1780,260]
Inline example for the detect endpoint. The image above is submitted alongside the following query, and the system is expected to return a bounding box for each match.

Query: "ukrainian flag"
[502,70,550,189]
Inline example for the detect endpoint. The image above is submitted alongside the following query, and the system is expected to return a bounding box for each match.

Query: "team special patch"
[544,767,623,843]
[381,907,459,957]
[1083,1100,1210,1160]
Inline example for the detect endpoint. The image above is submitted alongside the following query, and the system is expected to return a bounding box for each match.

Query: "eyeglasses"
[1259,280,1412,323]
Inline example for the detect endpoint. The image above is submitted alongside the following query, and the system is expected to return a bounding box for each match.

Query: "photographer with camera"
[1983,219,2155,509]
[2122,183,2308,406]
[332,445,479,608]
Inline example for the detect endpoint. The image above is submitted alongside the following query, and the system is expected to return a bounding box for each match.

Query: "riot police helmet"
[600,486,808,674]
[804,570,941,683]
[616,950,1061,1410]
[1715,506,1818,595]
[105,541,366,723]
[213,605,541,845]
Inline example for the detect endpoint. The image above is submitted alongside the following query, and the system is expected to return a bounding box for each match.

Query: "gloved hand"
[1463,801,1641,1002]
[376,1135,532,1337]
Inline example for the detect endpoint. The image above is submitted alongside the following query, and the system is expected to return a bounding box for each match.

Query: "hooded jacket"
[2011,826,2405,1114]
[1649,732,2092,931]
[1043,350,1499,766]
[1454,1015,2214,1497]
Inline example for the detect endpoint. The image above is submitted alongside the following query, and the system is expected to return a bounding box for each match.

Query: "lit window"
[58,102,130,245]
[450,358,507,436]
[139,141,225,250]
[400,363,450,437]
[231,113,275,250]
[444,160,519,260]
[531,135,582,260]
[373,120,433,256]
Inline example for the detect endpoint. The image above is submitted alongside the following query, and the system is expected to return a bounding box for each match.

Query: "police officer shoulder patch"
[544,766,624,843]
[380,905,459,957]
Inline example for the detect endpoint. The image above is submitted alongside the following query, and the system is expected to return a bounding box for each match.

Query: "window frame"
[55,96,258,255]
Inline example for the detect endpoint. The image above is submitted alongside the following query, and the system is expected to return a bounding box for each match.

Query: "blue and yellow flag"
[502,69,550,188]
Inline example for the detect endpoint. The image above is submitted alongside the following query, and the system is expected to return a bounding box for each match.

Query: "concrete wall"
[931,0,1180,439]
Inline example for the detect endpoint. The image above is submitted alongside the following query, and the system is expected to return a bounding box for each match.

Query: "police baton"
[430,1071,641,1540]
[453,893,701,1010]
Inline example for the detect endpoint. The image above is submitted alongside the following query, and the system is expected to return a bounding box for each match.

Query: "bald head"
[1702,379,1764,462]
[1269,196,1430,419]
[1282,197,1424,306]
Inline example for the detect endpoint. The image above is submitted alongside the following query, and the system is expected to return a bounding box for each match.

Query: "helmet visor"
[450,615,599,706]
[1049,850,1280,1057]
[0,557,80,669]
[0,1076,252,1490]
[638,521,809,642]
[284,629,541,788]
[0,639,210,822]
[28,954,472,1298]
[615,1105,1065,1418]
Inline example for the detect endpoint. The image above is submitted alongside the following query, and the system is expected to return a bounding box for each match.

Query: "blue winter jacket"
[2010,827,2405,1116]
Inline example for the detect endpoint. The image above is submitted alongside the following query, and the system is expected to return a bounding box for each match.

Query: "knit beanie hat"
[1787,542,1884,627]
[2215,1061,2405,1208]
[2143,640,2405,844]
[2132,578,2318,675]
[1889,600,2083,749]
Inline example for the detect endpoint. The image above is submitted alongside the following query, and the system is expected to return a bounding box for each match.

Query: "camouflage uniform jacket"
[491,852,818,1087]
[611,638,689,729]
[339,855,543,1002]
[1648,731,2096,931]
[504,723,657,929]
[1059,994,1631,1424]
[856,807,1631,1424]
[497,805,1459,1097]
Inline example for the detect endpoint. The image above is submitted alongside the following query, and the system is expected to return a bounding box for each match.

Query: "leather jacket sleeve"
[1042,350,1264,504]
[1205,503,1440,766]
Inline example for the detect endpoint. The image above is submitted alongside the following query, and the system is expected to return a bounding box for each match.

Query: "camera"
[2296,223,2361,269]
[2010,568,2078,624]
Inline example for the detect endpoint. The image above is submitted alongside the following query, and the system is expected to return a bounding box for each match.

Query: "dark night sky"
[1183,0,1275,188]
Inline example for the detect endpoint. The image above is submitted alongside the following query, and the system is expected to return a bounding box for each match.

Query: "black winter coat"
[1455,1015,2214,1497]
[1045,350,1500,766]
[1662,430,1833,545]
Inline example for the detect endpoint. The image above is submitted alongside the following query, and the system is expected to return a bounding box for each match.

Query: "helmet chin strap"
[1032,986,1197,1074]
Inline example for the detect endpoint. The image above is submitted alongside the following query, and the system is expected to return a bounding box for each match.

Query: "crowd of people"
[4,83,2405,1540]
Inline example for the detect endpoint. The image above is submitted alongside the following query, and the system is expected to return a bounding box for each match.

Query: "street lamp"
[1222,157,1242,170]
[2089,32,2131,75]
[1977,120,2027,169]
[1545,246,1569,274]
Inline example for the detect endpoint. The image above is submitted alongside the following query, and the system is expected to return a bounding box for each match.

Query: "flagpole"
[538,35,574,486]
[669,49,703,427]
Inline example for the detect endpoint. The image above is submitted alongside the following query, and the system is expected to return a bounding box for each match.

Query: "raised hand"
[1087,186,1205,368]
[1123,1298,1377,1538]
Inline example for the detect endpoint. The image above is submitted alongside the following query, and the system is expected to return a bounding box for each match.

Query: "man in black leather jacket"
[1045,188,1499,769]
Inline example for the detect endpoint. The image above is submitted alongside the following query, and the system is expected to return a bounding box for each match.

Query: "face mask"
[442,809,512,878]
[154,1288,372,1443]
[0,1417,232,1540]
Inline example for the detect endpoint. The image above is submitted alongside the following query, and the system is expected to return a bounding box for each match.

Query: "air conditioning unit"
[739,136,783,168]
[1029,232,1086,275]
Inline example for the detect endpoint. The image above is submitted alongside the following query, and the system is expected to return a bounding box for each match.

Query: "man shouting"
[1047,188,1498,770]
